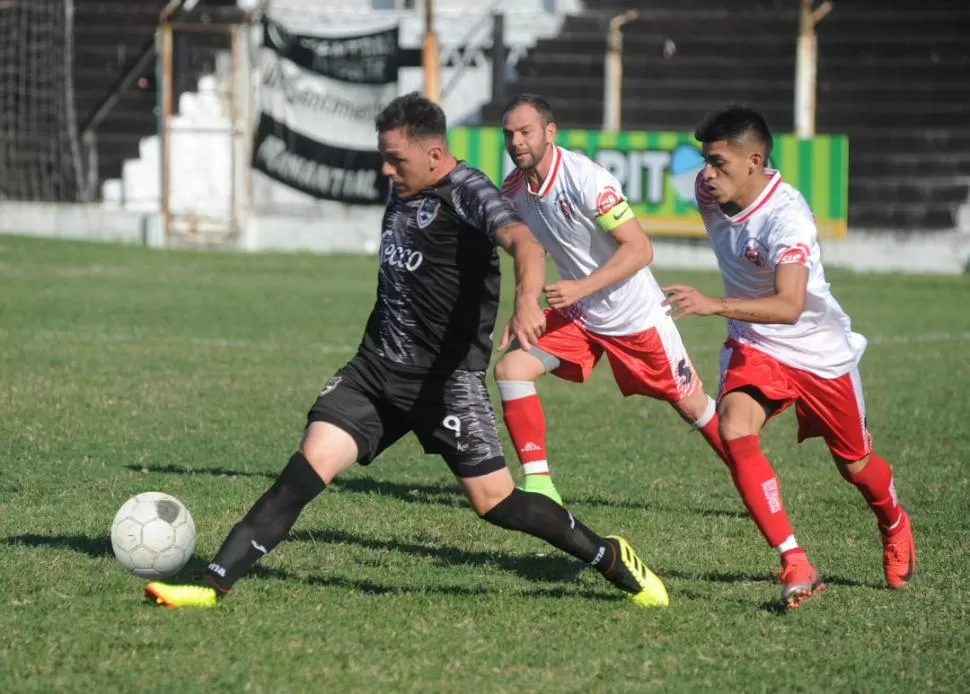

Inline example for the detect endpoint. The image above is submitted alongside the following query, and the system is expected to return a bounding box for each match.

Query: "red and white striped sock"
[497,380,549,476]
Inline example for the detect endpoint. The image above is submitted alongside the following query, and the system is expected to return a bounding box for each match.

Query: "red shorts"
[718,340,872,460]
[534,309,701,401]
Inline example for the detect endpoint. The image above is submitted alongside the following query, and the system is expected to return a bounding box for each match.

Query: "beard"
[511,143,547,170]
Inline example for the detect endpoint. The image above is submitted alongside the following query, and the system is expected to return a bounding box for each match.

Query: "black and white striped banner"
[252,17,399,206]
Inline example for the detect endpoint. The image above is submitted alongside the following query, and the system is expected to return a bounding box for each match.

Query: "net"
[0,0,84,202]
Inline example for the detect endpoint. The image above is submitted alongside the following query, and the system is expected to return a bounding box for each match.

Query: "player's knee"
[493,349,547,383]
[834,452,870,480]
[717,390,767,441]
[461,468,516,517]
[469,484,513,517]
[299,422,358,484]
[674,389,713,425]
[717,414,757,443]
[494,354,527,382]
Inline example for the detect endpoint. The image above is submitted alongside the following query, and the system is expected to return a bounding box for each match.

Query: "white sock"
[775,535,799,555]
[522,461,549,476]
[690,395,717,430]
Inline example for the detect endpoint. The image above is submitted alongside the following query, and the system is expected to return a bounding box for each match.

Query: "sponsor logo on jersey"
[416,197,441,228]
[741,237,769,267]
[777,243,810,266]
[380,242,424,271]
[595,186,622,216]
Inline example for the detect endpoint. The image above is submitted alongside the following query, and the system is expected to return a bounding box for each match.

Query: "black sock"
[481,488,619,570]
[204,452,325,591]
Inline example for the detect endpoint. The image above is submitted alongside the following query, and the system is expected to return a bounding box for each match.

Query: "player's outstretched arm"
[663,263,808,324]
[495,221,547,350]
[545,217,653,310]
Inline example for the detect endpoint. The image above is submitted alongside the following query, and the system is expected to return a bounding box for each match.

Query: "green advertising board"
[448,127,849,239]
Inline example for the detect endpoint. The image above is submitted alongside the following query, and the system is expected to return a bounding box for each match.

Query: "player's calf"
[479,487,665,604]
[834,452,915,588]
[145,452,326,607]
[204,451,325,589]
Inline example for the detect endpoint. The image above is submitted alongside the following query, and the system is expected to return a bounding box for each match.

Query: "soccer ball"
[110,492,196,579]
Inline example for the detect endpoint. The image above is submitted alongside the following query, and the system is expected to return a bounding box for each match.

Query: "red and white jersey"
[502,146,666,335]
[697,170,867,378]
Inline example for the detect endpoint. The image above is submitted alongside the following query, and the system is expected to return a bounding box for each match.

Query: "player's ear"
[748,150,763,172]
[546,121,558,142]
[427,141,443,170]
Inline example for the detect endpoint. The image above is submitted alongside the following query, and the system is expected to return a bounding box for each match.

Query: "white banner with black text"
[251,17,399,208]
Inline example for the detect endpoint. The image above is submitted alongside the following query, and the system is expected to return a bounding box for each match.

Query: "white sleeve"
[769,216,818,269]
[576,162,627,218]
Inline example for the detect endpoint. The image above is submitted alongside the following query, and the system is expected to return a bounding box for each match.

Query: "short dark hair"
[503,93,556,126]
[375,91,447,139]
[694,106,773,158]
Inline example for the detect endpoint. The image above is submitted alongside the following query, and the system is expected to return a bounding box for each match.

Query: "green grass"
[1,235,969,692]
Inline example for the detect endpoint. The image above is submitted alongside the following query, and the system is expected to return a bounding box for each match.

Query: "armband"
[594,199,635,232]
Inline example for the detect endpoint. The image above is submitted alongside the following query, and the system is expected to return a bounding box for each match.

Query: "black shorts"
[306,351,506,478]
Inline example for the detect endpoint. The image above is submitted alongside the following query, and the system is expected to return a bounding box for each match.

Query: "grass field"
[1,235,969,692]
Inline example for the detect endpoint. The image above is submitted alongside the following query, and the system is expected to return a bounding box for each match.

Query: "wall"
[3,202,969,274]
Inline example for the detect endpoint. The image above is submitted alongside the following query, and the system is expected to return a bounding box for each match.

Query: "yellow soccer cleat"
[606,535,670,608]
[144,582,219,609]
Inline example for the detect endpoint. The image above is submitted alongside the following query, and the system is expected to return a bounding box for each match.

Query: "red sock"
[724,435,795,548]
[699,413,730,466]
[500,388,549,475]
[840,453,902,532]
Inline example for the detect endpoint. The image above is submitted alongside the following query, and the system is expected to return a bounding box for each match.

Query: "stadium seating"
[73,0,230,186]
[483,0,970,230]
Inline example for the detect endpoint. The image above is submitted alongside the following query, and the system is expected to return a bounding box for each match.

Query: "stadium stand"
[482,0,970,231]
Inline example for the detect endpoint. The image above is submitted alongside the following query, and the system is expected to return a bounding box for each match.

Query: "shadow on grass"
[1,533,211,582]
[250,565,624,602]
[2,533,882,609]
[288,527,587,585]
[663,569,880,616]
[0,531,595,597]
[661,567,878,590]
[127,463,748,517]
[3,533,113,557]
[124,463,275,479]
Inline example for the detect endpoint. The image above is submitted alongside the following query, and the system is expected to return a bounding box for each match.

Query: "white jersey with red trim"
[502,146,666,335]
[697,170,866,378]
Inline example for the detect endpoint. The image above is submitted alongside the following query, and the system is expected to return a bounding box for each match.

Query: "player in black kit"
[144,92,668,609]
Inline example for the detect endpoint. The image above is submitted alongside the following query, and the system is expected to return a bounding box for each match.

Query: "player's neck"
[722,171,773,217]
[425,156,459,189]
[526,144,556,192]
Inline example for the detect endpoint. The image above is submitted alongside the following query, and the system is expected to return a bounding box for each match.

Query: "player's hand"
[662,284,720,319]
[543,280,586,309]
[500,298,546,351]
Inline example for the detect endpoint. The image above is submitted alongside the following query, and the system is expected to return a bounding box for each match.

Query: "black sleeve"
[450,167,523,242]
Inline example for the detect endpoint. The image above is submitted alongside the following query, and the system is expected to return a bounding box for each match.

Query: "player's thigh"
[306,364,408,474]
[410,370,508,481]
[790,366,871,461]
[717,342,796,439]
[516,308,600,383]
[598,316,701,400]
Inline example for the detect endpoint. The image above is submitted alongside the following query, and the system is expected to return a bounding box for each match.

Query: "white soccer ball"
[110,492,196,579]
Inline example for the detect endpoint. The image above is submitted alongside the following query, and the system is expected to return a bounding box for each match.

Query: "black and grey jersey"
[359,163,521,373]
